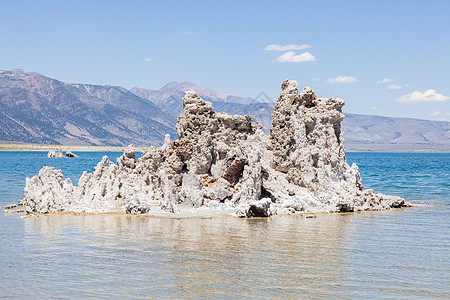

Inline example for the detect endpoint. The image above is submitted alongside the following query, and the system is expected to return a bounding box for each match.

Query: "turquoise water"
[0,152,449,298]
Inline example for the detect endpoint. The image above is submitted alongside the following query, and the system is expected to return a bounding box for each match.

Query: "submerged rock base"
[20,80,411,217]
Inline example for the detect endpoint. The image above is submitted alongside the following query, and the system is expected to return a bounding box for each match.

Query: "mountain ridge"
[1,69,449,151]
[0,69,176,146]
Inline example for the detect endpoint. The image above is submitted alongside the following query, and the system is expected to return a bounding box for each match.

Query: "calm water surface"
[0,152,449,299]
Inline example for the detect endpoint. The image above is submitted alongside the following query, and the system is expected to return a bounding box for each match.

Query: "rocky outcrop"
[47,150,65,158]
[46,150,79,158]
[20,80,411,217]
[125,197,150,214]
[65,151,78,158]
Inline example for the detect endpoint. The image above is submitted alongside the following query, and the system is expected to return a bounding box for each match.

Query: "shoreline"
[0,143,151,152]
[4,204,422,219]
[0,142,448,153]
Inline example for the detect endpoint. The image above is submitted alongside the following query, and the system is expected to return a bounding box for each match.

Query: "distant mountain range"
[342,114,450,151]
[0,69,176,146]
[1,69,449,151]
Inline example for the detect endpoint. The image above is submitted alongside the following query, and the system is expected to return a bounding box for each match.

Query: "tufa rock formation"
[65,151,79,158]
[47,150,65,158]
[19,80,410,217]
[46,150,79,158]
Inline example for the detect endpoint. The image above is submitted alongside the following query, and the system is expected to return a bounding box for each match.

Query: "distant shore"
[344,142,450,152]
[0,141,448,153]
[0,142,150,152]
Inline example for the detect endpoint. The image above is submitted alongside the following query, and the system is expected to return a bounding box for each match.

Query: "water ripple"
[0,152,449,298]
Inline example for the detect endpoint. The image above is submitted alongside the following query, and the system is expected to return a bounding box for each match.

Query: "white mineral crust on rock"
[47,150,65,158]
[20,80,411,217]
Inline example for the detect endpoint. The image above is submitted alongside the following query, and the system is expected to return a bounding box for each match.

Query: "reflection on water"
[0,152,449,298]
[0,208,445,299]
[17,214,349,298]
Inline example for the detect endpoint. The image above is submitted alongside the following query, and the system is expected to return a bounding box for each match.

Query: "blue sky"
[1,0,449,120]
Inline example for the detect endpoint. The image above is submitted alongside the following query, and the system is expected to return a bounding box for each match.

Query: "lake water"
[0,152,449,299]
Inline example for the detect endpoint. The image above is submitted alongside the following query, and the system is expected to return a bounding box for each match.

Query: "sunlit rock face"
[20,80,410,217]
[47,150,65,158]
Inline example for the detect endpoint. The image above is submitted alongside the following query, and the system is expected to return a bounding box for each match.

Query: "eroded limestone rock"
[20,80,411,217]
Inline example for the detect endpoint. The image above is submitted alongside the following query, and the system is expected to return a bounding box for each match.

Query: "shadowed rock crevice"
[19,80,411,217]
[223,158,247,184]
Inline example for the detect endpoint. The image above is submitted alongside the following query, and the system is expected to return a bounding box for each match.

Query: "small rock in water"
[47,150,65,158]
[125,197,150,215]
[246,198,272,217]
[65,151,78,158]
[3,204,17,209]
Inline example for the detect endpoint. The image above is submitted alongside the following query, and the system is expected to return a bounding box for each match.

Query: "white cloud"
[327,75,359,84]
[377,78,394,84]
[183,32,192,36]
[276,51,315,63]
[387,84,402,90]
[312,78,320,82]
[395,89,450,103]
[431,111,441,116]
[370,106,376,110]
[265,44,311,51]
[143,58,151,62]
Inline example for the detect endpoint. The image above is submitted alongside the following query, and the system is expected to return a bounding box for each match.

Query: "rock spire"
[20,80,410,217]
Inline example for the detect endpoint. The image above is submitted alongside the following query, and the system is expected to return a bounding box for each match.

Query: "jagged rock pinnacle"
[20,81,410,217]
